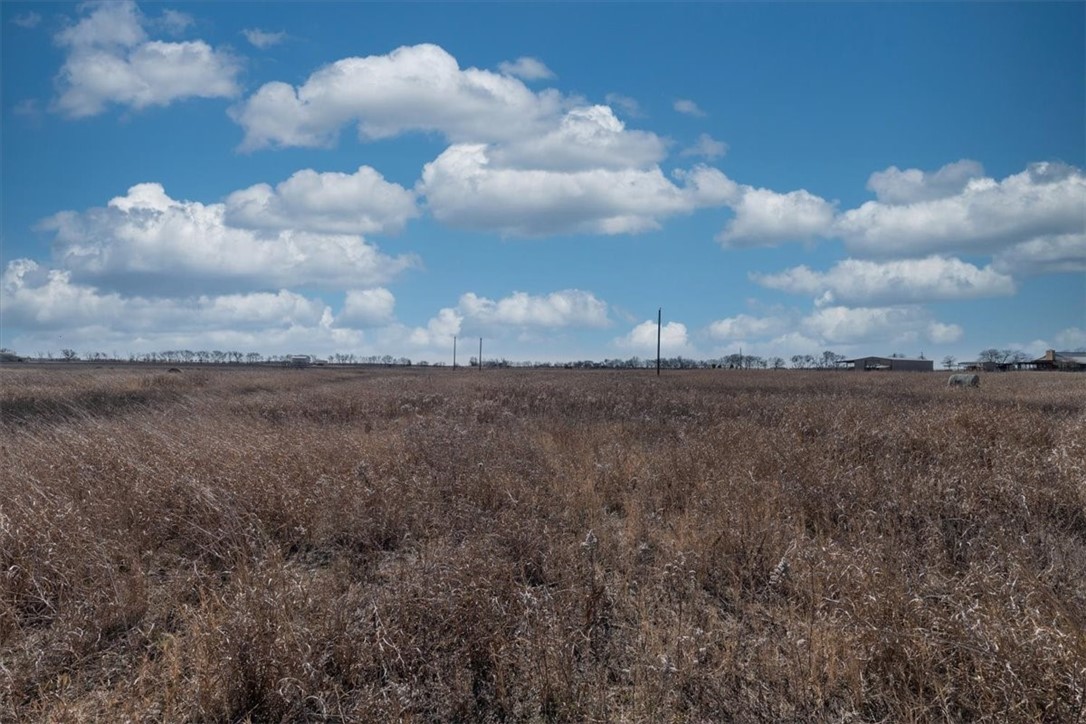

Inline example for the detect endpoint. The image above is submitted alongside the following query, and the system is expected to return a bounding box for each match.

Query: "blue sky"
[2,1,1083,363]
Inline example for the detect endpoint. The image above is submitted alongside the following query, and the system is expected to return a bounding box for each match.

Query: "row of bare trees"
[25,349,856,370]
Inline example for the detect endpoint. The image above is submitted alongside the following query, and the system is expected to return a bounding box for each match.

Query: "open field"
[2,366,1084,722]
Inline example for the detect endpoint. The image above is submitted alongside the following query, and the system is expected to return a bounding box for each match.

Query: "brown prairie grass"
[1,366,1084,721]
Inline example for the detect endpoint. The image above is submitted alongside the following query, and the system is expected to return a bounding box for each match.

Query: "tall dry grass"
[1,366,1084,721]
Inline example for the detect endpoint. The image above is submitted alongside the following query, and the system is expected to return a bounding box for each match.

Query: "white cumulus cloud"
[53,1,240,117]
[835,161,1086,258]
[718,186,836,247]
[407,308,463,348]
[41,183,417,294]
[231,43,565,150]
[224,166,418,235]
[419,144,735,236]
[458,290,609,328]
[404,289,610,349]
[991,233,1086,275]
[486,105,667,171]
[616,320,691,354]
[752,256,1016,306]
[337,288,396,328]
[927,321,964,344]
[706,305,966,353]
[707,313,791,342]
[2,259,329,333]
[866,159,986,204]
[801,305,942,346]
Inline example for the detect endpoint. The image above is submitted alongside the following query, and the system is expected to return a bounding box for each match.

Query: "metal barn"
[844,356,934,372]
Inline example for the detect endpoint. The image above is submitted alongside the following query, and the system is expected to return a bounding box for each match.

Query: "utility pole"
[453,336,457,369]
[479,337,483,371]
[656,307,662,377]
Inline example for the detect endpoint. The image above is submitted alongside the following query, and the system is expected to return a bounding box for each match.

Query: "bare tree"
[978,348,1015,365]
[942,355,956,370]
[820,350,846,369]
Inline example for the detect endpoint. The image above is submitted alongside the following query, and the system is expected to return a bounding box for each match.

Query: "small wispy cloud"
[13,99,42,119]
[681,133,728,159]
[11,12,42,29]
[674,98,706,117]
[605,92,643,118]
[498,57,555,80]
[243,28,286,49]
[158,9,194,35]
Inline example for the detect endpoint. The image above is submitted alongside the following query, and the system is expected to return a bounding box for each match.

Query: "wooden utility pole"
[656,308,662,377]
[453,336,457,369]
[479,337,483,371]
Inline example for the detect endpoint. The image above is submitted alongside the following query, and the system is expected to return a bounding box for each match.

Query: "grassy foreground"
[1,366,1084,722]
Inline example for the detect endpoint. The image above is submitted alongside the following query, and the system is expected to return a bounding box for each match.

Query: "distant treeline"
[2,348,861,370]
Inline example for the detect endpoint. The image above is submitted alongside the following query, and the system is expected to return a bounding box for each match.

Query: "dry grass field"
[1,365,1084,722]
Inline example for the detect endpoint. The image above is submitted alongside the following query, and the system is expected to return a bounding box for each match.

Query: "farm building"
[1033,349,1086,371]
[843,356,934,372]
[959,360,1003,372]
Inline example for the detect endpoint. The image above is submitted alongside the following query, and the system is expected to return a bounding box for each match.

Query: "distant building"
[289,355,311,368]
[843,356,934,372]
[959,360,1001,372]
[1033,349,1086,371]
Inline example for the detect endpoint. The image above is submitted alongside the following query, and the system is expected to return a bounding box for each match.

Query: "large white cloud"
[717,186,836,247]
[41,183,417,294]
[419,144,735,235]
[927,321,965,345]
[615,320,691,354]
[224,166,418,235]
[230,43,746,238]
[406,308,463,349]
[2,259,328,333]
[231,43,565,150]
[710,160,1085,259]
[404,289,610,349]
[835,162,1086,257]
[801,305,955,346]
[866,159,986,204]
[486,105,667,172]
[337,288,396,328]
[707,313,791,342]
[53,1,240,117]
[459,290,609,328]
[707,305,964,352]
[753,256,1016,306]
[991,233,1086,275]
